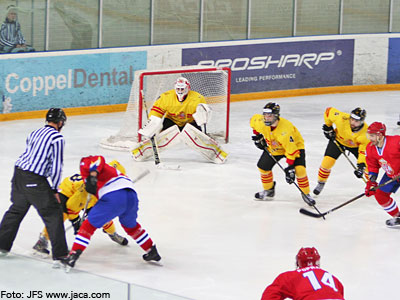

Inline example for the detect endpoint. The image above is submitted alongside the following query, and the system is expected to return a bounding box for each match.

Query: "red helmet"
[367,122,386,136]
[296,247,320,268]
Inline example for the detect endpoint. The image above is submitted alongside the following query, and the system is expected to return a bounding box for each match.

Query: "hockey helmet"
[350,107,366,122]
[108,160,126,174]
[46,108,67,124]
[367,122,386,136]
[263,102,280,126]
[296,247,320,268]
[175,77,190,102]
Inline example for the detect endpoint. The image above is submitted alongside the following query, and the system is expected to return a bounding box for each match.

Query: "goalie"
[131,77,228,164]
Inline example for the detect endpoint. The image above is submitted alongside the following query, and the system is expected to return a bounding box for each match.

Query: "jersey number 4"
[303,270,338,292]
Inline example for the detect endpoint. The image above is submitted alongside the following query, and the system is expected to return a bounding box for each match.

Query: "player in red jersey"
[365,122,400,227]
[261,247,344,300]
[62,155,161,269]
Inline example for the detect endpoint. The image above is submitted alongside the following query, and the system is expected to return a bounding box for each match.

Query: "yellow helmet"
[108,160,126,174]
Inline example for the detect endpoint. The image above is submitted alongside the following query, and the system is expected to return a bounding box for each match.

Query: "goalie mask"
[296,247,320,269]
[263,102,280,126]
[175,77,190,102]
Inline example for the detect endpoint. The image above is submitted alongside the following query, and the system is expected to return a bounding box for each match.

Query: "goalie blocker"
[131,123,228,164]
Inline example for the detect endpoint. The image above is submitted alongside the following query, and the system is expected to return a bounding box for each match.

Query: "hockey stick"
[299,175,400,218]
[141,91,181,170]
[333,139,367,183]
[66,169,151,231]
[263,146,325,218]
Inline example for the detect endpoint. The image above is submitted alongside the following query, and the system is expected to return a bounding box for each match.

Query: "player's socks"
[122,223,153,252]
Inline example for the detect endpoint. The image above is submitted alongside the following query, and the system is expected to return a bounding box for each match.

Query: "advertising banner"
[387,38,400,84]
[0,51,146,113]
[182,40,354,94]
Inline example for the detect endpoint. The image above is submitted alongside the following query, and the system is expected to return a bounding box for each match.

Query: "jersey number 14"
[303,270,338,292]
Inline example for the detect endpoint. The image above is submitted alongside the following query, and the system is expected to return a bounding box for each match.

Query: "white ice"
[1,91,400,300]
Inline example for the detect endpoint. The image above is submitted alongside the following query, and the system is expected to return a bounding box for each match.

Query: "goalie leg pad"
[131,125,181,162]
[181,123,228,164]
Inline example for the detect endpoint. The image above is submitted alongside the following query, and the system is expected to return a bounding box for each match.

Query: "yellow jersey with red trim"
[57,174,97,220]
[324,107,369,164]
[250,114,305,162]
[149,89,206,127]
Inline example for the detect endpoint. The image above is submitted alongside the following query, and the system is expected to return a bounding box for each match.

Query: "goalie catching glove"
[193,103,212,127]
[138,115,163,138]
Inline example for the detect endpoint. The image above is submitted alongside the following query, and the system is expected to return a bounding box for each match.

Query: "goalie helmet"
[108,160,126,174]
[175,77,190,102]
[296,247,321,268]
[367,122,386,136]
[263,102,280,126]
[350,107,366,122]
[46,108,67,124]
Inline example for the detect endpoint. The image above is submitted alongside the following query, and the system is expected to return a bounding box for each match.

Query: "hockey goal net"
[100,66,231,151]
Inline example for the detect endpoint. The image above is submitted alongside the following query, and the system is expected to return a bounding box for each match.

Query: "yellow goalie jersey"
[57,174,97,221]
[149,89,206,127]
[324,107,369,164]
[250,114,305,162]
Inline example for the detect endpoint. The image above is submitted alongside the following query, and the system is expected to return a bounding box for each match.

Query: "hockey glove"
[284,165,296,184]
[252,134,267,150]
[354,163,366,178]
[322,124,336,141]
[70,216,82,235]
[365,175,378,197]
[85,174,98,195]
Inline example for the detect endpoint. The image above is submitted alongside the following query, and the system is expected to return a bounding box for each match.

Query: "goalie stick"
[262,146,325,218]
[299,175,400,218]
[333,139,367,183]
[141,91,181,171]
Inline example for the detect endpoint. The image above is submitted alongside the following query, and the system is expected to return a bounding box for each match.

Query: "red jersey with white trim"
[80,155,135,199]
[261,266,344,300]
[366,135,400,178]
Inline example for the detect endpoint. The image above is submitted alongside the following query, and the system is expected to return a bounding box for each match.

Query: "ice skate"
[254,182,275,201]
[313,182,325,196]
[143,245,161,262]
[386,217,400,228]
[106,231,128,246]
[32,234,50,256]
[62,250,82,272]
[302,193,316,206]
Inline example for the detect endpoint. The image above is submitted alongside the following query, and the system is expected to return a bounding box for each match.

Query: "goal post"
[100,66,231,151]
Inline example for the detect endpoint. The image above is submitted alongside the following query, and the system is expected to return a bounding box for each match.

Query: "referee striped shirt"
[15,125,64,190]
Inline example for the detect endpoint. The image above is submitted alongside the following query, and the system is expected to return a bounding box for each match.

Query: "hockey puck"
[397,121,400,126]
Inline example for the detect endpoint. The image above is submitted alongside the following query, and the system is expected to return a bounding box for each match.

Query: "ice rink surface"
[0,91,400,300]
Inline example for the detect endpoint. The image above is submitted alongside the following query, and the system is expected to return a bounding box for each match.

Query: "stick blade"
[299,208,325,218]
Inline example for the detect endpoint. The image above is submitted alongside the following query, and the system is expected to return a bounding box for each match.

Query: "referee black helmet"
[46,108,67,124]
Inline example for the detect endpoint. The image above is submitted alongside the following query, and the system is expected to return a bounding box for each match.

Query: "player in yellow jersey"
[250,102,315,205]
[32,160,128,255]
[313,107,369,196]
[131,77,228,164]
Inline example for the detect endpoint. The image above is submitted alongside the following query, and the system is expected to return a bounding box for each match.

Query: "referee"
[0,108,69,262]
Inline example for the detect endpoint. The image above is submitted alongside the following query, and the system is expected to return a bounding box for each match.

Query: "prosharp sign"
[182,39,354,94]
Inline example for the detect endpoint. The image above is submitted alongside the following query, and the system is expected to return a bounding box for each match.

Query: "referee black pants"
[0,167,68,259]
